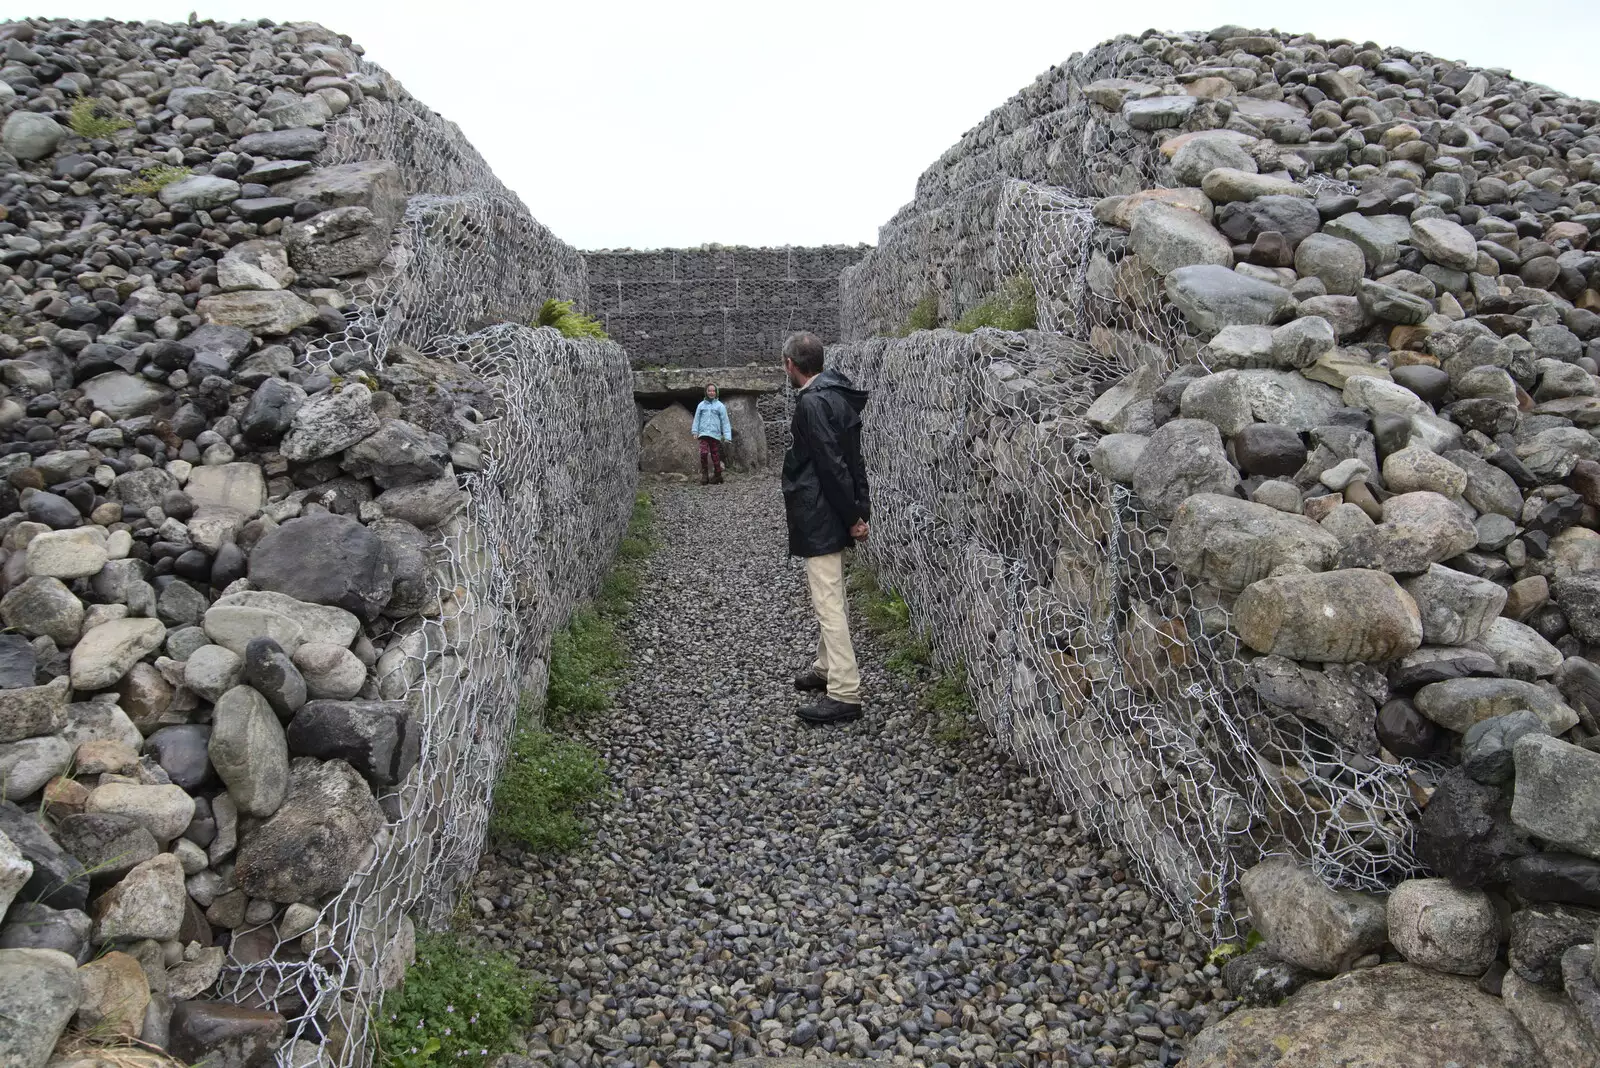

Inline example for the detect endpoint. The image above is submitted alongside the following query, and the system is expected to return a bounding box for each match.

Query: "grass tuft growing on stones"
[118,163,190,196]
[374,931,546,1068]
[848,562,976,743]
[67,95,131,138]
[891,291,942,337]
[534,298,609,340]
[952,273,1037,333]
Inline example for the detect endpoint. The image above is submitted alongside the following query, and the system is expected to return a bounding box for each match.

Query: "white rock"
[202,604,304,657]
[212,591,359,648]
[0,736,75,800]
[292,643,366,700]
[1387,878,1499,975]
[184,644,243,703]
[70,618,167,690]
[25,528,108,580]
[0,829,34,918]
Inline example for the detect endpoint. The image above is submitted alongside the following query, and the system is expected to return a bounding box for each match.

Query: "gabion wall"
[587,246,867,367]
[832,329,1418,940]
[219,57,638,1066]
[830,32,1421,937]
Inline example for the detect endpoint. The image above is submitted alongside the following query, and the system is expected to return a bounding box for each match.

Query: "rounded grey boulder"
[2,112,66,161]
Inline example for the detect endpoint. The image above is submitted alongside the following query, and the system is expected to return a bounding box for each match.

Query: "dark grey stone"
[183,323,252,380]
[242,637,306,720]
[248,512,394,623]
[143,725,214,791]
[52,811,159,883]
[369,517,435,618]
[1216,196,1322,247]
[167,1000,288,1068]
[0,635,37,689]
[26,490,79,529]
[1232,423,1306,476]
[1247,655,1377,754]
[0,901,92,962]
[240,377,305,445]
[1462,711,1549,785]
[1221,947,1319,1006]
[1416,770,1534,888]
[1390,365,1450,406]
[285,700,418,788]
[1509,903,1600,986]
[341,420,449,488]
[1376,697,1441,759]
[0,800,87,910]
[234,758,385,902]
[236,127,327,158]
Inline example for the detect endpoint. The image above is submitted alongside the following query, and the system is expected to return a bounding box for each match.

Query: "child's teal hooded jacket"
[692,398,732,441]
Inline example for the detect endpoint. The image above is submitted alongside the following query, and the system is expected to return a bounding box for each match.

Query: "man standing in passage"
[691,384,732,485]
[781,331,871,725]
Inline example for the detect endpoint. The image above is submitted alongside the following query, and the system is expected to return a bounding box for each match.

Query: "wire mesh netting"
[586,247,866,367]
[832,328,1420,941]
[210,58,638,1068]
[833,43,1400,938]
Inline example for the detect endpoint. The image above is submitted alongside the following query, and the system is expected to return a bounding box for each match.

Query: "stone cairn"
[835,25,1600,1064]
[0,16,636,1068]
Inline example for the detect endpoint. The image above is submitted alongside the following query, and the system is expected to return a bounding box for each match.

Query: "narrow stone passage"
[472,477,1222,1067]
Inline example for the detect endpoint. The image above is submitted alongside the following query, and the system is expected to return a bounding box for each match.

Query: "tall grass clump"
[535,298,608,340]
[953,274,1037,333]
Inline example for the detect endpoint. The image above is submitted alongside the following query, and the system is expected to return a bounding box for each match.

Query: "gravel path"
[471,476,1225,1067]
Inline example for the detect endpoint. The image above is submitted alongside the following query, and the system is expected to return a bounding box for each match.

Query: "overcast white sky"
[18,0,1600,250]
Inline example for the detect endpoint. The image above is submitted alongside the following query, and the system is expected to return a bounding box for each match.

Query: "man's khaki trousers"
[804,552,861,704]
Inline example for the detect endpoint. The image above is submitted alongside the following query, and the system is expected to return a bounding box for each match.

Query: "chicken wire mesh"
[585,247,864,367]
[831,329,1420,941]
[211,57,638,1068]
[834,50,1401,935]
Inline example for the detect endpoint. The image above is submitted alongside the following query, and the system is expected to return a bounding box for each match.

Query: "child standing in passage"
[692,385,733,484]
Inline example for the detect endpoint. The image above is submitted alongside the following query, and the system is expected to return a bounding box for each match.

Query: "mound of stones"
[1065,23,1600,1067]
[0,16,511,1068]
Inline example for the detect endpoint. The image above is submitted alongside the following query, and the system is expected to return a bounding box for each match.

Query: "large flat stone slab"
[634,365,787,401]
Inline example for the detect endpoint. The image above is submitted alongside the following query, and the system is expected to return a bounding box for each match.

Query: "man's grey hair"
[782,331,825,375]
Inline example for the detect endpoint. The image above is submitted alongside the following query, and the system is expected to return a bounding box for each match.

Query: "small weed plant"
[890,292,941,337]
[1206,928,1264,968]
[923,664,975,743]
[544,494,652,721]
[68,96,131,138]
[375,932,545,1067]
[120,164,190,197]
[490,723,608,852]
[953,274,1037,333]
[848,562,977,743]
[535,298,608,340]
[545,608,625,720]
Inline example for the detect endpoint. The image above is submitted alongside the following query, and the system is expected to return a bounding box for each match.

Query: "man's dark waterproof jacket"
[782,367,872,557]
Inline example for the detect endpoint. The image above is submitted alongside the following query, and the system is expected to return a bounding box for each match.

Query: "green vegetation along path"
[472,476,1223,1067]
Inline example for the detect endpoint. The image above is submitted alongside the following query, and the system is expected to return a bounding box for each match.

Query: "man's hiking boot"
[797,695,863,725]
[793,668,828,692]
